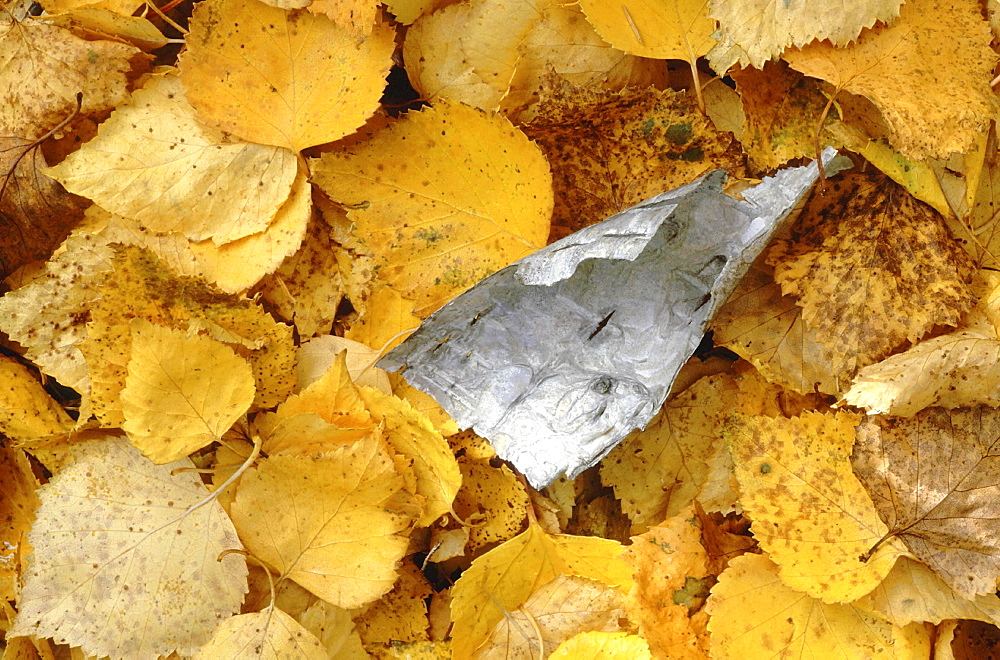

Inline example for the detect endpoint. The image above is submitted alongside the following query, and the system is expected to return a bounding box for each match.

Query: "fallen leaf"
[192,608,326,659]
[725,411,905,603]
[298,599,369,658]
[0,446,38,604]
[311,99,552,315]
[707,0,903,71]
[549,632,652,659]
[230,435,418,608]
[453,454,529,553]
[460,0,551,98]
[120,319,256,463]
[9,436,248,658]
[308,0,379,36]
[578,0,716,60]
[783,0,998,160]
[47,72,298,246]
[854,407,1000,599]
[0,355,74,442]
[353,561,432,645]
[705,553,928,658]
[179,0,395,151]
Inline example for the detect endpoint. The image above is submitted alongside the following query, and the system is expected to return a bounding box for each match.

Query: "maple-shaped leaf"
[712,257,840,394]
[523,83,743,239]
[0,446,38,604]
[843,328,1000,415]
[453,454,529,553]
[725,411,905,603]
[476,575,629,658]
[731,60,836,173]
[579,0,716,60]
[230,435,418,608]
[0,18,147,139]
[853,406,1000,599]
[0,137,87,280]
[353,561,432,645]
[623,507,712,659]
[450,521,633,658]
[705,553,929,658]
[707,0,902,71]
[550,632,652,659]
[311,99,552,315]
[853,557,1000,628]
[192,608,326,659]
[768,172,974,378]
[9,436,248,658]
[783,0,998,160]
[48,72,298,246]
[601,372,741,533]
[179,0,394,152]
[0,355,74,443]
[120,319,256,463]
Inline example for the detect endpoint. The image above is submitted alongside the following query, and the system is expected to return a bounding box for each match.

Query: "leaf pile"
[1,0,1000,658]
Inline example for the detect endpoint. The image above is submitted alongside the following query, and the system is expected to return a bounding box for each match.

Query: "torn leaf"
[380,148,842,488]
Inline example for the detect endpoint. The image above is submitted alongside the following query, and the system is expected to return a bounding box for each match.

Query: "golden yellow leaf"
[523,84,742,239]
[712,257,840,395]
[852,557,1000,628]
[768,172,974,377]
[454,454,529,553]
[948,145,1000,271]
[354,561,432,645]
[579,0,715,60]
[308,0,379,36]
[476,575,628,659]
[384,0,443,24]
[48,73,298,246]
[297,600,369,658]
[731,60,835,173]
[0,18,146,139]
[179,0,395,151]
[9,436,248,658]
[702,78,744,139]
[230,436,418,608]
[345,285,421,356]
[0,446,38,604]
[0,231,115,395]
[296,336,392,393]
[725,412,905,603]
[82,245,296,425]
[708,0,903,71]
[311,100,552,315]
[843,328,1000,415]
[601,373,739,533]
[783,0,998,160]
[0,355,74,442]
[403,3,505,111]
[192,609,326,659]
[461,0,552,97]
[360,385,462,527]
[499,3,669,122]
[276,350,371,427]
[623,507,712,659]
[549,632,652,659]
[41,8,168,51]
[705,553,928,659]
[40,0,144,13]
[450,522,633,658]
[120,319,255,463]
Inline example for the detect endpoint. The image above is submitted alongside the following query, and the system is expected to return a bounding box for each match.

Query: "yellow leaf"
[42,8,168,51]
[9,437,248,658]
[705,553,928,659]
[947,144,1000,271]
[40,0,144,13]
[360,385,462,527]
[308,0,379,36]
[768,172,974,377]
[120,319,255,463]
[384,0,443,24]
[461,0,552,97]
[311,100,552,315]
[354,561,432,645]
[345,285,421,356]
[843,328,1000,415]
[296,335,392,393]
[783,0,998,160]
[179,0,395,151]
[549,632,652,659]
[454,455,529,553]
[0,18,146,138]
[0,355,74,442]
[708,0,903,71]
[192,609,326,659]
[47,72,298,246]
[0,447,38,604]
[230,436,417,608]
[523,84,742,239]
[579,0,716,60]
[450,522,633,658]
[476,575,629,658]
[725,412,905,603]
[297,600,369,658]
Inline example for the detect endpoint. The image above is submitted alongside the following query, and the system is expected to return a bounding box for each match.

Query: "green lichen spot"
[640,117,656,137]
[414,228,444,244]
[673,576,712,609]
[665,122,693,145]
[88,51,99,64]
[760,463,771,474]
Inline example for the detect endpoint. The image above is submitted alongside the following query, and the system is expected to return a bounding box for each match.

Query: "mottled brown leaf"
[854,406,1000,599]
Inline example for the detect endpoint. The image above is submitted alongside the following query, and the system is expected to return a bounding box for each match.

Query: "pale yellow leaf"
[9,437,248,658]
[296,335,391,393]
[550,632,652,659]
[120,319,256,463]
[0,355,74,442]
[579,0,716,60]
[193,609,326,659]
